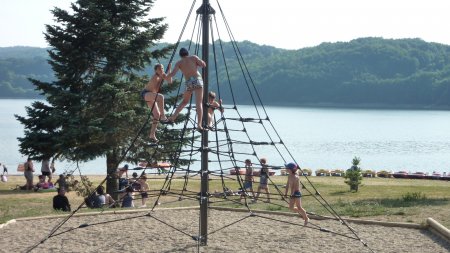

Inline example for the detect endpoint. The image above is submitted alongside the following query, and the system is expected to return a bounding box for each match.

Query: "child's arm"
[163,63,173,84]
[166,62,180,78]
[218,99,224,113]
[284,177,289,196]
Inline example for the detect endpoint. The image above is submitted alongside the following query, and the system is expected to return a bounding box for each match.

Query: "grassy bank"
[1,174,449,228]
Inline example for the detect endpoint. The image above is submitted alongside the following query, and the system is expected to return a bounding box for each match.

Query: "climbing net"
[27,1,374,252]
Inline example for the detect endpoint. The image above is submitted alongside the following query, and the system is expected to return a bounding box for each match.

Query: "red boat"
[229,168,275,176]
[392,171,409,178]
[229,168,246,175]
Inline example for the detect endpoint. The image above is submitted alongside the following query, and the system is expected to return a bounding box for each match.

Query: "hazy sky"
[1,0,449,49]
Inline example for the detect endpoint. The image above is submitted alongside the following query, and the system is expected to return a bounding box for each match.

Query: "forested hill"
[1,38,450,108]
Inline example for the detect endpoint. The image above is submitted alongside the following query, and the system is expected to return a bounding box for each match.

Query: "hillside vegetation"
[1,38,450,108]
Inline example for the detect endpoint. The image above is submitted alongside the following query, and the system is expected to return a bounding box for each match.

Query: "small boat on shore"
[407,172,428,179]
[392,171,409,178]
[425,172,442,180]
[229,168,246,175]
[229,168,275,176]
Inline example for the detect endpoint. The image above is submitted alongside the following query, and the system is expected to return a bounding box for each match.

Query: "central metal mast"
[197,0,215,246]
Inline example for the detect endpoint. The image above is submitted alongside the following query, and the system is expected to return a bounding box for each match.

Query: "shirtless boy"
[240,159,255,202]
[284,162,309,225]
[207,91,223,129]
[142,63,172,142]
[166,48,206,131]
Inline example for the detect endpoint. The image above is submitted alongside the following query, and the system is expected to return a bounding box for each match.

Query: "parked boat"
[229,168,246,175]
[376,170,392,178]
[392,171,409,178]
[229,168,275,176]
[315,169,330,176]
[330,169,344,177]
[407,172,428,179]
[362,170,376,177]
[425,172,442,180]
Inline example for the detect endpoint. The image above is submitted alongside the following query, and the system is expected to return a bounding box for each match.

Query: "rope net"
[28,1,374,252]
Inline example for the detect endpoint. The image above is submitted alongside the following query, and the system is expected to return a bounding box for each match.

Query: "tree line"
[2,38,450,108]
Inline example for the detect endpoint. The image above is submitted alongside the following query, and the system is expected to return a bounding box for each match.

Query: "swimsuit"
[291,190,302,198]
[243,181,253,189]
[260,175,268,186]
[185,75,203,91]
[141,89,150,99]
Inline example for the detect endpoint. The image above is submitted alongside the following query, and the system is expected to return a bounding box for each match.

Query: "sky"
[1,0,450,50]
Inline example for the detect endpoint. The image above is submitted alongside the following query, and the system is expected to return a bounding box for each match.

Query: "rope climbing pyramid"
[26,1,375,252]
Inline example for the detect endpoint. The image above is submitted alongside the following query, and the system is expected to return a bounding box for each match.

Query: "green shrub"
[402,192,426,202]
[344,157,363,192]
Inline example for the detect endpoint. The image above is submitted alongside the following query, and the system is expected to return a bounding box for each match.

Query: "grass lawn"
[1,174,449,228]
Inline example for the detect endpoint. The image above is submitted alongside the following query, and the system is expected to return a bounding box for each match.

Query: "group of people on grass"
[18,157,64,191]
[116,165,150,208]
[238,158,309,225]
[142,47,223,142]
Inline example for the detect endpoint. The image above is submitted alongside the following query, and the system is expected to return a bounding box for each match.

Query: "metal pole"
[197,0,215,246]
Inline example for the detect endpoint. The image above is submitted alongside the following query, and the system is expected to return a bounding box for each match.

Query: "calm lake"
[1,98,450,175]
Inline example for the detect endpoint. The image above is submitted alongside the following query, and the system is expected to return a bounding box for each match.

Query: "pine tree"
[344,156,363,192]
[15,0,186,196]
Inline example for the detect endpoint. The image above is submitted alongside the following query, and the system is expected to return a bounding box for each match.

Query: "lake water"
[1,99,450,175]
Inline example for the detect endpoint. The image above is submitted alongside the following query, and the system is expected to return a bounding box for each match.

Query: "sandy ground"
[1,208,449,253]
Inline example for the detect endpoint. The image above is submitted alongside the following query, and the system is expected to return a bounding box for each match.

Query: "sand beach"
[1,208,449,253]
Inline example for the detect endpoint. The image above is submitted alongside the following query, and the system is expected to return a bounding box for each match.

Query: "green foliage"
[65,174,95,198]
[2,38,450,108]
[14,0,186,195]
[402,192,426,202]
[344,157,363,192]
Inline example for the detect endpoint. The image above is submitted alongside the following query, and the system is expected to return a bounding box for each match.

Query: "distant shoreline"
[2,97,450,111]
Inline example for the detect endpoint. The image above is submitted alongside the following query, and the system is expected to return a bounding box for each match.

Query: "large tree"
[15,0,184,196]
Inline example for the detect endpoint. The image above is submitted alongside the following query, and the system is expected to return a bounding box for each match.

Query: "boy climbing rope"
[142,63,173,142]
[166,48,206,131]
[284,162,309,225]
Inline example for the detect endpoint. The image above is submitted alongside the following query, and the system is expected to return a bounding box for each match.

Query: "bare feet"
[304,217,310,226]
[149,136,158,143]
[168,116,176,123]
[160,117,173,125]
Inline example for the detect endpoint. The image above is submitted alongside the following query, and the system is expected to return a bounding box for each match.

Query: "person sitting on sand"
[284,162,309,225]
[166,48,206,131]
[121,186,134,208]
[53,187,71,212]
[93,185,115,208]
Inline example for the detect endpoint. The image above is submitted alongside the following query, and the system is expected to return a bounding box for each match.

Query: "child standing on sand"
[284,162,309,225]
